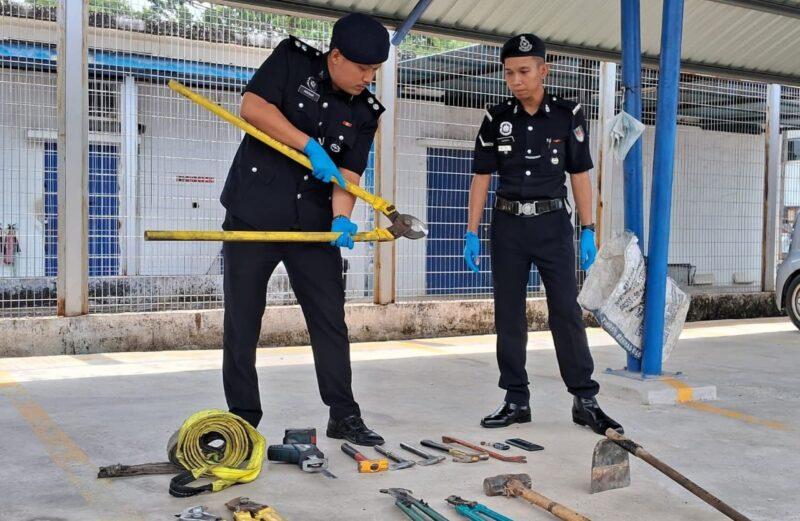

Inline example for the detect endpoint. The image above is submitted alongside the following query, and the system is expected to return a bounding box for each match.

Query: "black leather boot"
[572,396,624,435]
[480,402,532,428]
[326,415,385,446]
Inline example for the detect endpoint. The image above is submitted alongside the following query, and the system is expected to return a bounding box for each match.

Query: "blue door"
[425,147,494,294]
[43,143,120,277]
[425,147,541,295]
[88,144,120,276]
[44,143,58,277]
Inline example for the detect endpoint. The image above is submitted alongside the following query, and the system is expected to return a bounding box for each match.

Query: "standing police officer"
[220,13,388,446]
[464,34,623,435]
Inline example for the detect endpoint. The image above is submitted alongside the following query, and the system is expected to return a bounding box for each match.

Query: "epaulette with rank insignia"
[483,97,514,122]
[288,35,323,58]
[549,94,583,116]
[358,89,385,119]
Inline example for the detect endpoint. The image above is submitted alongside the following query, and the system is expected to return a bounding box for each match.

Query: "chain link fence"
[0,0,793,317]
[0,0,58,316]
[395,39,600,299]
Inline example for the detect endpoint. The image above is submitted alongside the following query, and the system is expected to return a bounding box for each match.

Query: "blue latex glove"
[463,231,481,274]
[303,138,347,187]
[331,215,358,249]
[580,228,597,271]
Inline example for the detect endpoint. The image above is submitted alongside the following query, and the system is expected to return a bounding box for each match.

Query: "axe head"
[590,438,630,493]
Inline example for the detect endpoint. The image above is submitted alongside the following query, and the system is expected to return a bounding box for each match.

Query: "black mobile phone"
[505,438,544,452]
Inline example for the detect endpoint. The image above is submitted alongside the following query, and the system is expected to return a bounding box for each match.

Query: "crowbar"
[442,436,527,463]
[145,80,427,244]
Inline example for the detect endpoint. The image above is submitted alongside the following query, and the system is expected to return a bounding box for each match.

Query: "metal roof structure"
[241,0,800,85]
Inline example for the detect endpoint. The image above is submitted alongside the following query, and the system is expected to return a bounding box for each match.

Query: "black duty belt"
[495,196,564,217]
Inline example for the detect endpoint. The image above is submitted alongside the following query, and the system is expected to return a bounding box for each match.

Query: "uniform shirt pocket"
[495,136,515,165]
[288,91,319,134]
[543,139,566,172]
[323,122,356,161]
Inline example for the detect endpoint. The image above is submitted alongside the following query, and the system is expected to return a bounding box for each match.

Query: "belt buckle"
[521,202,536,216]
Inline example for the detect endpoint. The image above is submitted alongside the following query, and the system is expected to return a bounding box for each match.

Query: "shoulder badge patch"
[573,125,585,143]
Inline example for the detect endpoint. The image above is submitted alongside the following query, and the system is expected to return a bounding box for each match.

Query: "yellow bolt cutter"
[144,80,427,244]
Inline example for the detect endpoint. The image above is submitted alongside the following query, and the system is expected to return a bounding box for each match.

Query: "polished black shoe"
[572,396,624,435]
[480,402,532,428]
[326,415,385,446]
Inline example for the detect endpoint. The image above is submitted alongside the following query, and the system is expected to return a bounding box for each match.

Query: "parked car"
[776,214,800,330]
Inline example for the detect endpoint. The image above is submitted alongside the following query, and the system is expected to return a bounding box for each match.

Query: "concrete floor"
[0,317,797,520]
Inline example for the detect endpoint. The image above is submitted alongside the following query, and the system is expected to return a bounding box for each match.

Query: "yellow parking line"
[0,371,144,515]
[684,401,788,431]
[663,377,787,431]
[663,377,695,403]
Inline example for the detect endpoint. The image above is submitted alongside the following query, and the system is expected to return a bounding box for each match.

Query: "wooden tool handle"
[510,482,592,521]
[605,430,751,521]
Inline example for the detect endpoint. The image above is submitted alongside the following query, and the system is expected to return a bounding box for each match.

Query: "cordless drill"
[267,428,336,478]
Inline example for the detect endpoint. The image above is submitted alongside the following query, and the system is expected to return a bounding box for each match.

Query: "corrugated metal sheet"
[248,0,800,85]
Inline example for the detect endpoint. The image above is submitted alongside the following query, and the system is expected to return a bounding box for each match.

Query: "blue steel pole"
[391,0,434,46]
[642,0,685,376]
[621,0,644,374]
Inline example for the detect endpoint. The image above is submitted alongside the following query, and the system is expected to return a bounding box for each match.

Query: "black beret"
[500,33,546,62]
[330,13,390,64]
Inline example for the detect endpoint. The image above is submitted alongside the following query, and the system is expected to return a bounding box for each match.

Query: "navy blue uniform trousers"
[222,217,359,427]
[491,208,599,405]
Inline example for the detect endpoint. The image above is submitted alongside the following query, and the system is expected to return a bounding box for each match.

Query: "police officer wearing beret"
[465,34,623,434]
[220,13,388,445]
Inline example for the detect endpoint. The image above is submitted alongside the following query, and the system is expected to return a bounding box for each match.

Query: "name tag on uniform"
[298,85,320,102]
[497,136,514,154]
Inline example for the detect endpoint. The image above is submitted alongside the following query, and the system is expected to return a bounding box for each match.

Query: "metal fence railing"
[81,0,374,313]
[0,0,58,316]
[395,38,601,300]
[0,0,793,318]
[610,68,768,293]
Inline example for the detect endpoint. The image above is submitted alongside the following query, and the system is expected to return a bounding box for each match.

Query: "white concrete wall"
[607,125,765,287]
[0,69,57,279]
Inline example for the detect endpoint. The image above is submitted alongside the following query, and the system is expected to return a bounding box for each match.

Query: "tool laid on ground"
[375,445,416,470]
[225,497,286,521]
[97,461,181,478]
[399,443,446,466]
[504,438,544,452]
[492,443,510,451]
[267,443,337,478]
[99,409,265,498]
[282,427,317,445]
[175,505,221,521]
[341,442,389,473]
[381,488,451,521]
[589,438,630,493]
[146,80,428,245]
[442,436,526,464]
[421,439,487,463]
[446,496,514,521]
[603,429,752,521]
[484,474,592,521]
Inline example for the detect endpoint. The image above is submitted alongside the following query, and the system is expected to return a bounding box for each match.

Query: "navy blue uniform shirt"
[472,92,593,201]
[221,36,384,231]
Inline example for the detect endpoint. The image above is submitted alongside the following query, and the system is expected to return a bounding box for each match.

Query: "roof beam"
[225,0,800,86]
[703,0,800,19]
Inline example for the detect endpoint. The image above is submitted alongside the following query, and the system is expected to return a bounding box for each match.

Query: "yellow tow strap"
[167,409,265,497]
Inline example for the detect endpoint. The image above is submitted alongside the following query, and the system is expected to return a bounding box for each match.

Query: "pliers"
[145,81,427,244]
[225,497,285,521]
[445,496,514,521]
